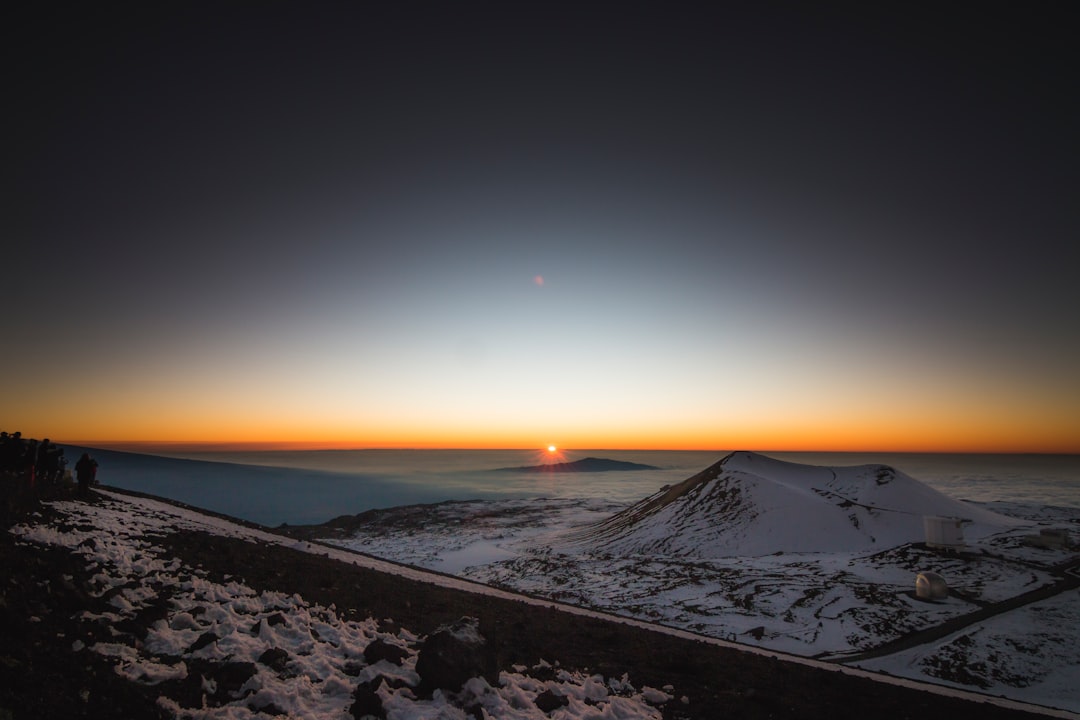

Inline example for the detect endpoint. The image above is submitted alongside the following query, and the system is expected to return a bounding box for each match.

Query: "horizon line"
[55,440,1080,456]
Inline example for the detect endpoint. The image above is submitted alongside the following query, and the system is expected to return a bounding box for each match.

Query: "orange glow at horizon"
[40,418,1080,454]
[12,383,1079,454]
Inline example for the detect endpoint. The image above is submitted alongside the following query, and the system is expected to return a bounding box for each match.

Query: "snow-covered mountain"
[562,451,1024,557]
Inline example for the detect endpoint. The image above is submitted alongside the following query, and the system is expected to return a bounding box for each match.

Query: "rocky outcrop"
[415,616,499,696]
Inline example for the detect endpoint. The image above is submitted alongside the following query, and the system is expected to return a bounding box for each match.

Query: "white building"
[923,516,964,550]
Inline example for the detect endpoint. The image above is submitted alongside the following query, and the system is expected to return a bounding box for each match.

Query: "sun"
[538,444,564,464]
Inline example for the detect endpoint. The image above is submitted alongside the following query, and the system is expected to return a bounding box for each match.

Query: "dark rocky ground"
[0,478,1053,720]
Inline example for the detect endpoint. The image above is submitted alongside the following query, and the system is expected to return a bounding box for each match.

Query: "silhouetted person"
[75,453,97,498]
[24,440,39,489]
[38,439,61,484]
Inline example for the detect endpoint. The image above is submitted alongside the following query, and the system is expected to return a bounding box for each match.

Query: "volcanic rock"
[415,616,498,696]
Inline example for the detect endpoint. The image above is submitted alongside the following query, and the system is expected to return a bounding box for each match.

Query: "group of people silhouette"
[1,431,98,497]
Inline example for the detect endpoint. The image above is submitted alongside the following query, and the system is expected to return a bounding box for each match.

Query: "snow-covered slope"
[563,451,1024,557]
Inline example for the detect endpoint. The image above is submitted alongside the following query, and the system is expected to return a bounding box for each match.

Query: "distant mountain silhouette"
[494,457,660,473]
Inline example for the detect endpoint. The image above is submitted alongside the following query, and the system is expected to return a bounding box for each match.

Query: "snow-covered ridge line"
[563,451,1025,557]
[94,488,1078,718]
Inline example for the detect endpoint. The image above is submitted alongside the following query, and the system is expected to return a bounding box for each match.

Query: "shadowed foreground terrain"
[0,480,1055,720]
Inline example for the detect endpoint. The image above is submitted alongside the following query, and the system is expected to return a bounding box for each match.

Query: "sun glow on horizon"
[18,402,1080,456]
[42,426,1080,456]
[539,444,566,464]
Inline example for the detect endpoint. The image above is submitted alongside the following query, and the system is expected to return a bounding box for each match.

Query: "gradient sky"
[6,3,1078,451]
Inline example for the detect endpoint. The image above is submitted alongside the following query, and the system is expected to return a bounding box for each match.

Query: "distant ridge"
[493,457,660,473]
[562,451,1023,557]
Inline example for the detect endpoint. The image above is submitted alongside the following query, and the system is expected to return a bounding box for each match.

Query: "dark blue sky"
[6,3,1078,450]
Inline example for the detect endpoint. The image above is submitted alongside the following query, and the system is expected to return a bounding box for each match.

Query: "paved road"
[821,554,1080,664]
